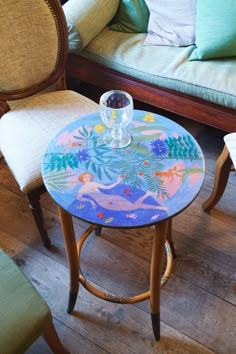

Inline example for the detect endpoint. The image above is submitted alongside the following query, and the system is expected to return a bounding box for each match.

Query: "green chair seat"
[0,250,51,354]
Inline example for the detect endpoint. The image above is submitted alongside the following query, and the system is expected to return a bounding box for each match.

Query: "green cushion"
[189,0,236,61]
[110,0,149,33]
[67,22,83,53]
[0,250,51,354]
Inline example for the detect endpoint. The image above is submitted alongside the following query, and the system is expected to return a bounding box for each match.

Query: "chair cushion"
[63,0,119,50]
[0,249,51,353]
[109,0,150,33]
[0,90,98,192]
[144,0,196,47]
[189,0,236,60]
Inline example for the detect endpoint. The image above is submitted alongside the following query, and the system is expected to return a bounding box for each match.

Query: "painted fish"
[151,214,160,221]
[76,204,85,209]
[153,166,181,182]
[105,217,113,224]
[126,213,137,219]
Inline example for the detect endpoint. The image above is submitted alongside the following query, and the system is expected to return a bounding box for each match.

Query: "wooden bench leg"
[43,319,69,353]
[202,145,232,211]
[150,220,168,341]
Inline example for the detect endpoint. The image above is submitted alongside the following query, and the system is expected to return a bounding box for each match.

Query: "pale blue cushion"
[67,22,82,53]
[110,0,149,33]
[189,0,236,61]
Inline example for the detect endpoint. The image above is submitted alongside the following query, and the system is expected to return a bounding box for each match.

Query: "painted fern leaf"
[43,170,76,192]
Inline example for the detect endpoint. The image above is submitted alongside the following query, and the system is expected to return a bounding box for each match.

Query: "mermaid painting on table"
[76,172,168,211]
[67,172,169,226]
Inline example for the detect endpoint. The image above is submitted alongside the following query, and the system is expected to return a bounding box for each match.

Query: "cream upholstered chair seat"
[0,91,98,193]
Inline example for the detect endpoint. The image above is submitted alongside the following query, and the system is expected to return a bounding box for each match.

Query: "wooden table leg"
[166,218,176,258]
[58,206,79,313]
[150,220,168,341]
[202,145,232,211]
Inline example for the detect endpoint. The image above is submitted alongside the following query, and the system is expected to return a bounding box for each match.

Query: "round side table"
[42,110,205,340]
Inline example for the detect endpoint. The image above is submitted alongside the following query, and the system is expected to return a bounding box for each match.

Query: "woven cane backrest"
[0,0,67,100]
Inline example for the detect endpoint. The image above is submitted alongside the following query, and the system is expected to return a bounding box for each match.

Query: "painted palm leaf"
[43,170,76,192]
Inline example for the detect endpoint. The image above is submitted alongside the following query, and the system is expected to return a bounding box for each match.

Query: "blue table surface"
[42,110,205,228]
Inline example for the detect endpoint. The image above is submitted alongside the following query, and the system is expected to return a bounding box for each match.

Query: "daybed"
[63,0,236,132]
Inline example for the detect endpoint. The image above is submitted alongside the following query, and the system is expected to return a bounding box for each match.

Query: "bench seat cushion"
[78,27,236,110]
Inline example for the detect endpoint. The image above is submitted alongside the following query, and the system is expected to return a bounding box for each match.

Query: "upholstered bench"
[63,0,236,132]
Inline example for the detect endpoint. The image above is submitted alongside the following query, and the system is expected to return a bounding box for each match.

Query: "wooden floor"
[0,92,236,353]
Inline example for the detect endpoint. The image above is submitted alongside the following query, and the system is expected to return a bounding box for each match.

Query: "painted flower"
[124,189,131,196]
[143,161,148,165]
[144,113,155,122]
[94,124,105,133]
[138,172,144,176]
[75,149,90,163]
[150,139,168,157]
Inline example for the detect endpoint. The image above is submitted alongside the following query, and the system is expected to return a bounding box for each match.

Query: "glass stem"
[111,128,122,141]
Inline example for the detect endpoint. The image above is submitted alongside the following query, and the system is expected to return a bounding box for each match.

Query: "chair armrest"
[63,0,119,51]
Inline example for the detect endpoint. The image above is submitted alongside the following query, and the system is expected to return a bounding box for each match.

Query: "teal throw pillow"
[189,0,236,61]
[110,0,150,33]
[67,22,83,54]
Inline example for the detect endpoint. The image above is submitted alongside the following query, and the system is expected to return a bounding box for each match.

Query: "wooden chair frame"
[0,0,70,248]
[203,145,234,211]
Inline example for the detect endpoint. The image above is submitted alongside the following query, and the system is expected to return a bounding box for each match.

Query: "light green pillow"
[189,0,236,61]
[110,0,150,33]
[67,22,83,53]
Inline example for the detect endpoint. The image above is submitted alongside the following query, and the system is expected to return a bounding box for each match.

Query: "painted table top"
[42,110,205,228]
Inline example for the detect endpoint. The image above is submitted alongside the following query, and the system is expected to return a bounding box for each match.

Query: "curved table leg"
[202,145,232,211]
[58,206,79,313]
[150,220,168,341]
[166,218,176,258]
[95,226,102,236]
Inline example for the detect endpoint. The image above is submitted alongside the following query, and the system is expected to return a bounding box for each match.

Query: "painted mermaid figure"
[77,172,168,211]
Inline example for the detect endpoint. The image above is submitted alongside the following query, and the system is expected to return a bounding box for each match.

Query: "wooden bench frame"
[67,54,236,133]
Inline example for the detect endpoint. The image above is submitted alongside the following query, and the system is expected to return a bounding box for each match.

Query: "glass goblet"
[99,90,133,148]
